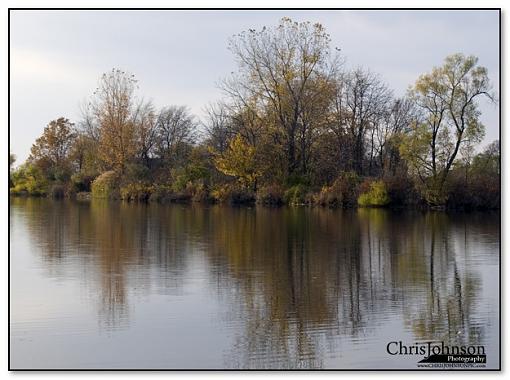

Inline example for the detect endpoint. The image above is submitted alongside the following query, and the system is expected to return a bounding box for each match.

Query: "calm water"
[9,198,499,369]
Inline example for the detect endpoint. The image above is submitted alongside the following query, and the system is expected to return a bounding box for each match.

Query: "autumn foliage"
[10,18,499,210]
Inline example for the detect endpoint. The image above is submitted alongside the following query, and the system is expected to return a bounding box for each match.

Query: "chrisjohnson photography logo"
[386,341,486,368]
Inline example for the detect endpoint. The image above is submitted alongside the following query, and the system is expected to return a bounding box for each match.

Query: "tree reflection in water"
[13,198,499,368]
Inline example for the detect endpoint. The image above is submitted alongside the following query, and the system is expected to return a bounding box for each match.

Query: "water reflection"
[10,198,499,369]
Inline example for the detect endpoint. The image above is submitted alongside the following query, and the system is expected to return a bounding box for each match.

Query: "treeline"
[10,18,500,209]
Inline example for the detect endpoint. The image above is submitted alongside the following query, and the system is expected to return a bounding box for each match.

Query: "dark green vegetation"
[10,18,499,210]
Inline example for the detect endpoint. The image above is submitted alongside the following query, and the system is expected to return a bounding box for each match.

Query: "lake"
[9,198,500,369]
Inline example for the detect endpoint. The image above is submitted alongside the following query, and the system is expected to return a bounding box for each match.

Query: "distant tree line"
[10,18,499,209]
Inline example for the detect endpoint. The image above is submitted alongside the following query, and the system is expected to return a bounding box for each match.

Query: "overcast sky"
[10,10,499,164]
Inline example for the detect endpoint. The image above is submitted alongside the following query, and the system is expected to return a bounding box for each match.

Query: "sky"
[9,10,500,164]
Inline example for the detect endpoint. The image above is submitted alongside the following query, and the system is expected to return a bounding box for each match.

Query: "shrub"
[384,175,418,206]
[357,178,372,196]
[446,174,500,210]
[9,164,48,196]
[315,171,361,207]
[211,184,255,205]
[50,183,66,199]
[473,178,500,209]
[283,184,309,205]
[171,172,190,193]
[422,182,448,207]
[125,163,151,182]
[51,166,73,183]
[149,184,174,202]
[315,185,337,206]
[148,184,193,203]
[286,174,311,188]
[257,184,284,205]
[71,173,96,192]
[91,171,120,199]
[189,182,211,202]
[120,183,154,202]
[357,180,390,207]
[170,191,193,203]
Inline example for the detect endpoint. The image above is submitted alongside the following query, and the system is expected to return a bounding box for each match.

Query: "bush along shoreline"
[10,168,499,211]
[9,19,500,212]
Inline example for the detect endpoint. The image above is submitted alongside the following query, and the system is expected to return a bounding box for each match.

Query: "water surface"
[9,198,500,369]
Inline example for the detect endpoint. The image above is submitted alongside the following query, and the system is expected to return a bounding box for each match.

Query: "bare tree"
[203,102,232,152]
[155,105,196,167]
[332,68,392,175]
[374,97,416,176]
[132,101,158,167]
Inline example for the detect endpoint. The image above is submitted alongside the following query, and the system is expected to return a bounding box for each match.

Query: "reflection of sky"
[9,10,500,163]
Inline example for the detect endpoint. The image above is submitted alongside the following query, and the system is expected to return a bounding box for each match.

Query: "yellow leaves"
[92,70,140,172]
[98,117,137,172]
[212,134,261,189]
[408,53,491,185]
[283,70,297,82]
[399,122,431,169]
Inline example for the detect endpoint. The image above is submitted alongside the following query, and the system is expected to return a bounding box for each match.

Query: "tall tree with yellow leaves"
[223,17,340,179]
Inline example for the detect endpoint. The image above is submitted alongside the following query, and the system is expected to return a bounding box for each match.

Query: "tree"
[90,68,139,173]
[68,132,101,191]
[212,134,261,190]
[28,117,76,180]
[10,163,48,196]
[331,68,392,175]
[69,132,99,175]
[132,101,158,167]
[471,140,500,176]
[9,153,16,169]
[9,153,16,188]
[223,17,340,179]
[204,102,232,152]
[401,53,494,205]
[155,105,196,168]
[374,98,416,176]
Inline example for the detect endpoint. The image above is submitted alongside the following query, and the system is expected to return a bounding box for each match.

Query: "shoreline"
[9,193,500,212]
